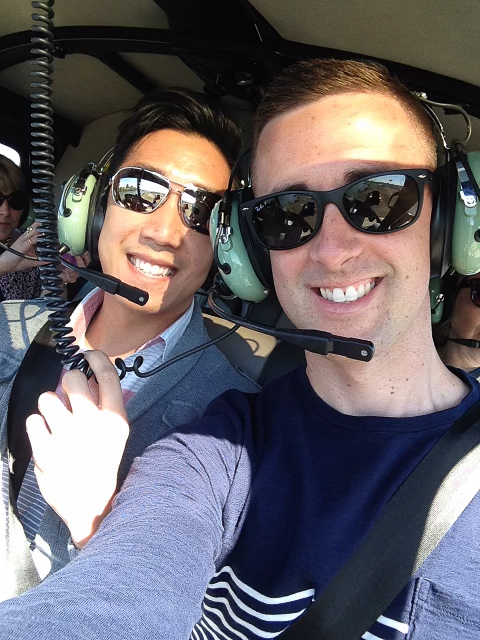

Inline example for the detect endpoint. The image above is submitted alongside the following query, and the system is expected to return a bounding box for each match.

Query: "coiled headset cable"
[30,0,87,372]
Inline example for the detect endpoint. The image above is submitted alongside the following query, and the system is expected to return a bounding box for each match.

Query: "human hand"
[26,350,129,549]
[0,221,45,275]
[58,251,91,286]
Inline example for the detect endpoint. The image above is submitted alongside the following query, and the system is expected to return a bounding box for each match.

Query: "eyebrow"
[343,164,405,184]
[124,162,220,194]
[267,163,413,194]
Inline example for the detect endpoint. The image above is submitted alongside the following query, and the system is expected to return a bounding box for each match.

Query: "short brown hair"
[0,154,25,193]
[253,59,436,169]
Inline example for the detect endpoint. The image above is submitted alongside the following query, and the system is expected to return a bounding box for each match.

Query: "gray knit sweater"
[0,298,259,601]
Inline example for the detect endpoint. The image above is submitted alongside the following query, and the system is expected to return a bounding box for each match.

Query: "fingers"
[9,227,41,261]
[36,391,75,436]
[58,264,79,285]
[26,412,52,472]
[59,352,125,418]
[74,251,91,269]
[84,351,126,417]
[60,367,99,415]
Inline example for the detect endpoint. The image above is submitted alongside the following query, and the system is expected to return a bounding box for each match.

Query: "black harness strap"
[7,321,64,500]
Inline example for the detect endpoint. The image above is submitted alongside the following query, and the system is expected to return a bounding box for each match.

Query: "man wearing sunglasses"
[0,88,258,600]
[1,61,479,640]
[440,276,480,377]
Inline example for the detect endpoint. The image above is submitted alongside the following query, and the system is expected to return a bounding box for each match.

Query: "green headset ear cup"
[57,150,113,262]
[210,197,270,302]
[452,150,480,276]
[237,194,273,289]
[58,170,98,256]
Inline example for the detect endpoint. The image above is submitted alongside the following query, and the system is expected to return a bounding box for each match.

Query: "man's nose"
[139,191,185,248]
[307,203,363,270]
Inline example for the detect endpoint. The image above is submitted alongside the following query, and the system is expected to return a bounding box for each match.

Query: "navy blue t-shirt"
[190,366,480,639]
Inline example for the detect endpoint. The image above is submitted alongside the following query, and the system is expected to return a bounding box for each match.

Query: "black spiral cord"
[30,0,87,372]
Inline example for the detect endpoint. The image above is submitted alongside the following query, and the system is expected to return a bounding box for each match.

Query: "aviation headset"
[210,104,480,319]
[57,149,113,267]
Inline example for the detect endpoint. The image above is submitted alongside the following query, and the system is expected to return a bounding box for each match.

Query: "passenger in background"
[438,274,480,379]
[0,155,41,300]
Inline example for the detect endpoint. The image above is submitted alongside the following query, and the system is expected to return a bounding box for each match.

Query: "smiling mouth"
[317,279,378,303]
[128,255,175,278]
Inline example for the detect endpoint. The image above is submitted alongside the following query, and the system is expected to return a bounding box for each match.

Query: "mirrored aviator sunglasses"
[111,166,221,235]
[0,190,28,210]
[459,278,480,307]
[241,169,435,250]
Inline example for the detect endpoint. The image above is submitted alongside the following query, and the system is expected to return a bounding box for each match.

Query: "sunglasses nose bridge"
[314,192,346,232]
[160,185,187,218]
[167,185,184,201]
[307,196,364,264]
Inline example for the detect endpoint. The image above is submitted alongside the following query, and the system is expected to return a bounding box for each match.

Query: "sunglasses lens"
[5,191,26,210]
[343,175,420,232]
[114,169,169,213]
[181,189,219,234]
[471,282,480,307]
[251,193,318,249]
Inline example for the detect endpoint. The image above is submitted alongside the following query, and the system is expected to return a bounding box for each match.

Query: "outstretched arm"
[27,350,129,548]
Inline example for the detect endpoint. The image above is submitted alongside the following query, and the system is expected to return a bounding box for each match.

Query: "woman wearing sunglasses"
[0,155,42,300]
[439,276,480,378]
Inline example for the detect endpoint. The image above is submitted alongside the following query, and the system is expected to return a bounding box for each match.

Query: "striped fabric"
[190,565,314,639]
[15,288,193,557]
[190,565,410,640]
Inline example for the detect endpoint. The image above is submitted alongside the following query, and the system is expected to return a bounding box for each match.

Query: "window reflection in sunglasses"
[112,168,219,234]
[247,172,425,250]
[253,196,317,248]
[346,177,419,232]
[117,176,169,213]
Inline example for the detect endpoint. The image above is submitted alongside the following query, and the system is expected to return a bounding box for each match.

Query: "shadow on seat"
[203,297,306,384]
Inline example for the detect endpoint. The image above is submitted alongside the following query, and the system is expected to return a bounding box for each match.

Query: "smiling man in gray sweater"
[0,87,258,600]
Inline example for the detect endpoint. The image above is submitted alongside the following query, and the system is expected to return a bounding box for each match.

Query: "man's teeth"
[319,281,376,303]
[130,256,173,277]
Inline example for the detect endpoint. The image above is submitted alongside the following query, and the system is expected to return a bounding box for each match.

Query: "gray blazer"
[0,298,259,600]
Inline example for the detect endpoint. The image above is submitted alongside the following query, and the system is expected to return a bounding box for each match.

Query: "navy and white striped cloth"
[191,565,410,640]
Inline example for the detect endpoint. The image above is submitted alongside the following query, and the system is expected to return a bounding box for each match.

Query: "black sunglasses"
[111,166,222,235]
[241,169,434,250]
[459,278,480,307]
[0,190,27,211]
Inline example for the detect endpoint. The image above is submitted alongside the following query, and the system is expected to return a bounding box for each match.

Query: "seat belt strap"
[7,320,64,500]
[278,401,480,640]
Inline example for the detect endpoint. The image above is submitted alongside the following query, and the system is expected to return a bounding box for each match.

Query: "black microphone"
[448,338,480,349]
[59,257,149,306]
[208,289,375,362]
